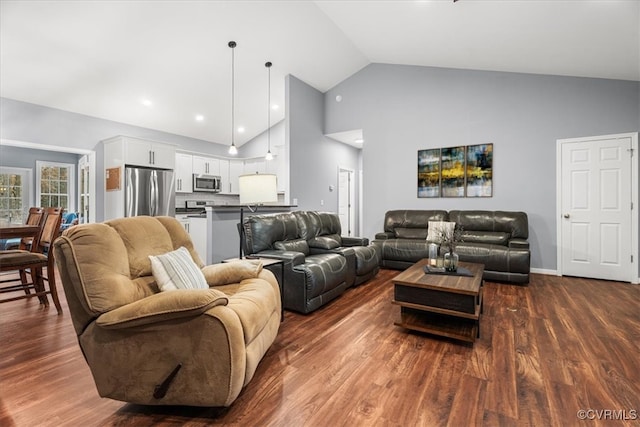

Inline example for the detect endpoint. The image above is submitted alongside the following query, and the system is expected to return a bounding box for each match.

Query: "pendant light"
[228,41,238,155]
[265,61,273,161]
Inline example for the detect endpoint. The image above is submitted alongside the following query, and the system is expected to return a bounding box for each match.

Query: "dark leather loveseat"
[242,211,380,313]
[372,210,530,284]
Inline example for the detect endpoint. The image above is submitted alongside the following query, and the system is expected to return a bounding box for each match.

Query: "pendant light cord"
[266,61,272,156]
[230,41,236,148]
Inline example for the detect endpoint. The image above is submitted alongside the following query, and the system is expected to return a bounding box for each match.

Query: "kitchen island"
[176,204,297,263]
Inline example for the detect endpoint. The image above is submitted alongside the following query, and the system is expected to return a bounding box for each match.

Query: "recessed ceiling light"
[141,99,153,107]
[355,138,364,144]
[271,104,279,110]
[195,114,204,122]
[237,126,245,133]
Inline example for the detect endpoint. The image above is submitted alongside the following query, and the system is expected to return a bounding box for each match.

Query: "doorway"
[78,153,96,223]
[338,167,355,236]
[556,132,638,283]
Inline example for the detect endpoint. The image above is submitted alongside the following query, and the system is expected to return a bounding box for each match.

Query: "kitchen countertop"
[176,205,297,215]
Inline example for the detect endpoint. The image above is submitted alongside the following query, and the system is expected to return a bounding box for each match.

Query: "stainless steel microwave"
[193,174,221,192]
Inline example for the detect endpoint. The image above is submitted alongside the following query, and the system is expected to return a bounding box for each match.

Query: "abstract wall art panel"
[417,148,441,198]
[440,146,466,197]
[466,143,493,197]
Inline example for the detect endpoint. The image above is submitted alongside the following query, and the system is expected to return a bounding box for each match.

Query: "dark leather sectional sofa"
[372,210,530,284]
[242,211,380,313]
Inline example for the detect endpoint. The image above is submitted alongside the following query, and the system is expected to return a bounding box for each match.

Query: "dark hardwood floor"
[1,269,639,426]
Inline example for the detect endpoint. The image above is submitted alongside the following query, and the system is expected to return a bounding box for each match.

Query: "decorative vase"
[444,251,459,272]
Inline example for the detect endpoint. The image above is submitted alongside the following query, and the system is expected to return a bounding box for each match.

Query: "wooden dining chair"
[0,207,46,291]
[0,207,64,313]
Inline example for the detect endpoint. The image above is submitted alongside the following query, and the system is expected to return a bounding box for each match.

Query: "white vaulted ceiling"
[1,0,638,146]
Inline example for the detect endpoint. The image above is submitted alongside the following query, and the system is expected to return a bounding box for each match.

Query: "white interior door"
[557,133,638,282]
[338,168,355,236]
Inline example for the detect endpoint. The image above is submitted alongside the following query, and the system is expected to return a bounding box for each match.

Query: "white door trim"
[359,169,363,237]
[556,132,638,284]
[338,166,356,237]
[78,152,97,223]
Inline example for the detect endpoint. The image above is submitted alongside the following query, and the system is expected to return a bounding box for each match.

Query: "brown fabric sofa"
[373,210,530,284]
[53,216,280,407]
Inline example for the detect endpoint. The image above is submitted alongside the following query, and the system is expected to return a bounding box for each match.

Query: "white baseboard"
[530,268,640,284]
[530,267,557,276]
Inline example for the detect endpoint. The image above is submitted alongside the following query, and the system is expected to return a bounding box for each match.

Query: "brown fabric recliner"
[53,215,280,407]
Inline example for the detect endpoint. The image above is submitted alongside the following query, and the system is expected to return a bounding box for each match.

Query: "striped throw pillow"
[149,247,208,291]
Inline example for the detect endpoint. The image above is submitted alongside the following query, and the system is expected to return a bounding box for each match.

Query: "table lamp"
[238,173,278,258]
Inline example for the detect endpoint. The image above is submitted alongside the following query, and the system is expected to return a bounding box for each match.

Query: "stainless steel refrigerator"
[124,166,175,217]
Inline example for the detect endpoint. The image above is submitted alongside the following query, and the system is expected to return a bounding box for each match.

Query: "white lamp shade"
[239,173,278,205]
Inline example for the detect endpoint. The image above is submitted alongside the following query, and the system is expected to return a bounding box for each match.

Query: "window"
[36,161,75,212]
[0,167,32,224]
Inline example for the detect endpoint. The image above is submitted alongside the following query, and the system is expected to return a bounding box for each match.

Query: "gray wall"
[287,75,362,230]
[324,63,640,271]
[0,145,80,170]
[239,119,285,158]
[0,98,236,155]
[0,97,238,221]
[0,145,81,210]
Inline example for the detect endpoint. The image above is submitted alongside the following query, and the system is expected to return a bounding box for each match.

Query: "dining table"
[0,224,40,240]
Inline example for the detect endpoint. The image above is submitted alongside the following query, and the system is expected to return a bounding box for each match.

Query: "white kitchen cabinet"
[175,152,193,193]
[103,136,176,220]
[193,156,220,175]
[241,150,286,194]
[175,214,191,232]
[105,136,176,169]
[227,160,244,194]
[266,147,287,193]
[170,149,287,196]
[189,216,209,264]
[174,214,209,264]
[219,159,230,194]
[243,158,266,175]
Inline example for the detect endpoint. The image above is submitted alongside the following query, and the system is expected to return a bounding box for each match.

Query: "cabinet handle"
[152,151,155,165]
[149,150,153,164]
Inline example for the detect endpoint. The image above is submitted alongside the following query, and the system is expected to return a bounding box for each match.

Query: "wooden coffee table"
[392,259,484,343]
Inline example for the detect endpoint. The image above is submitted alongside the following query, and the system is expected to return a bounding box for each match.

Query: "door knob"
[563,213,570,218]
